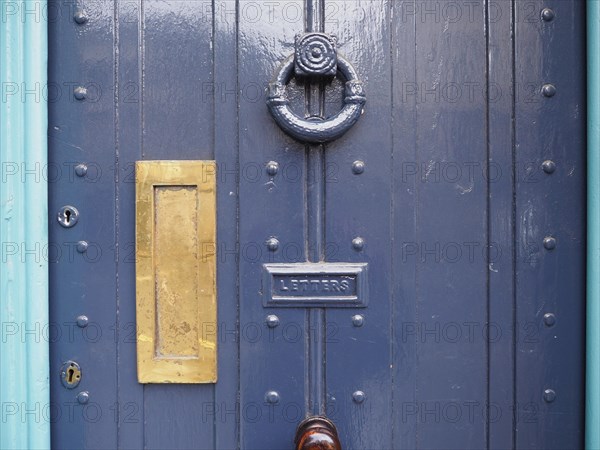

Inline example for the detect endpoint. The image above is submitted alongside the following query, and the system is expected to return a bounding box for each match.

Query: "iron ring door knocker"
[267,32,366,144]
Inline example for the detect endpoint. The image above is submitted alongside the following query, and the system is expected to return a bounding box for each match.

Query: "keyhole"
[66,363,81,384]
[60,360,82,388]
[58,205,79,228]
[67,367,75,383]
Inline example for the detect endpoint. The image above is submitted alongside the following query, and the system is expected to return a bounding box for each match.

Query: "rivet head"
[352,315,364,327]
[57,205,80,228]
[266,237,279,251]
[74,86,87,101]
[76,241,88,253]
[542,160,556,174]
[541,8,555,21]
[543,313,556,327]
[543,236,557,250]
[352,237,364,251]
[77,391,90,404]
[75,164,88,177]
[76,315,89,328]
[542,84,556,98]
[266,161,279,176]
[265,391,280,404]
[543,389,556,403]
[352,390,366,404]
[73,10,88,24]
[352,160,365,174]
[266,315,280,328]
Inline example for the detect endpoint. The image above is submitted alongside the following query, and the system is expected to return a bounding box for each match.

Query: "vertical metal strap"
[305,0,327,417]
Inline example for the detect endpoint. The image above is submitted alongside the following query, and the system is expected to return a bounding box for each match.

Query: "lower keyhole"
[58,205,79,228]
[60,360,81,388]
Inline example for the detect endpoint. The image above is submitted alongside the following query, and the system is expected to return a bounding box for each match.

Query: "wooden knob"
[294,416,341,450]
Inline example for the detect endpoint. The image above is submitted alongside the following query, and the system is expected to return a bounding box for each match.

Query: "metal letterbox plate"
[262,263,368,308]
[135,161,217,383]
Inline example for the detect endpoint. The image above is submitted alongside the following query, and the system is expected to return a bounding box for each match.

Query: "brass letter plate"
[136,161,217,383]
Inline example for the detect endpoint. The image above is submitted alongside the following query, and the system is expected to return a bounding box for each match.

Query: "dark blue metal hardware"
[76,391,90,404]
[541,8,555,22]
[267,34,366,144]
[73,86,87,100]
[542,159,557,173]
[73,10,88,25]
[262,262,368,308]
[74,163,87,177]
[295,32,337,77]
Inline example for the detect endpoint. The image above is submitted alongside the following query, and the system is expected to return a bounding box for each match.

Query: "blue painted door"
[48,0,586,448]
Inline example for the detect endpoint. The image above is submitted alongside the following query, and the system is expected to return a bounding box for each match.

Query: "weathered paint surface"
[0,1,50,448]
[48,0,586,448]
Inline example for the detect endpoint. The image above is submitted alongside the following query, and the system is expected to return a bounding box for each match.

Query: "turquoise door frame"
[0,1,50,448]
[589,1,600,449]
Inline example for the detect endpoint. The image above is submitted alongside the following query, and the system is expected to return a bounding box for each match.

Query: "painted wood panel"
[48,0,586,448]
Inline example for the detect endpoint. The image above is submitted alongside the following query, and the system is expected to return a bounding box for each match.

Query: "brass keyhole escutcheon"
[60,361,82,389]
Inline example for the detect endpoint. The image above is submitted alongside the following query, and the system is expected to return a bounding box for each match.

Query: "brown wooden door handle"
[294,416,342,450]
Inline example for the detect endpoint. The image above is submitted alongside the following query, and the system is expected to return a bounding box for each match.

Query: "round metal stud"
[75,164,88,177]
[543,236,557,250]
[542,84,556,98]
[352,160,365,175]
[73,10,88,25]
[76,241,88,253]
[266,237,279,251]
[76,315,89,328]
[352,390,366,404]
[74,86,87,101]
[266,315,280,328]
[77,391,90,405]
[543,389,556,403]
[543,313,556,327]
[57,205,80,228]
[541,7,555,22]
[542,160,556,174]
[351,315,364,327]
[266,161,279,176]
[352,237,364,251]
[265,391,280,404]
